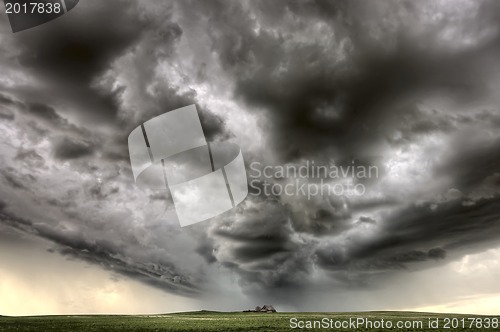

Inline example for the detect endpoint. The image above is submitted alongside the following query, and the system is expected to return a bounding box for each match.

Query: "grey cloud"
[357,216,376,225]
[12,1,146,121]
[209,199,315,290]
[0,94,17,120]
[25,102,63,123]
[167,0,500,297]
[2,0,500,309]
[1,168,31,190]
[435,137,500,192]
[189,0,500,294]
[197,105,230,142]
[428,247,446,260]
[0,93,15,106]
[208,0,500,162]
[15,148,45,168]
[0,202,201,296]
[194,237,217,265]
[52,136,95,160]
[315,196,500,277]
[0,110,14,121]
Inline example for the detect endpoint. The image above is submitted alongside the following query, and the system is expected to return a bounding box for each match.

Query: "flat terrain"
[0,311,498,331]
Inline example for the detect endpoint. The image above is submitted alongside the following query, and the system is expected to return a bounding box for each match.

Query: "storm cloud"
[1,0,500,313]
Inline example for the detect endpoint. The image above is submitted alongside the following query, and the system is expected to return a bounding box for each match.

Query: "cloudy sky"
[1,0,500,316]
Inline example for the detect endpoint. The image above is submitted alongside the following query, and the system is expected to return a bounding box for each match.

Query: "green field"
[0,311,498,331]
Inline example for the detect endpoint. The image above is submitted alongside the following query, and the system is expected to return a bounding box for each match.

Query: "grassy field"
[0,311,498,331]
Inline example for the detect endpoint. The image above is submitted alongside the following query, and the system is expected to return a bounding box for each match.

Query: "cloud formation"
[1,0,500,312]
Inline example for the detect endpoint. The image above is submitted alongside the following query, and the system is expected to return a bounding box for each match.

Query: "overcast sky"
[1,0,500,315]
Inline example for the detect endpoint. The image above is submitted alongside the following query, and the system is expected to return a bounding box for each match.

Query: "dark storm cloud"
[208,0,500,162]
[150,0,500,295]
[0,96,212,298]
[26,102,63,123]
[20,101,86,133]
[54,246,199,295]
[436,137,500,192]
[197,105,230,142]
[184,0,500,292]
[11,1,146,121]
[17,17,138,85]
[388,248,447,263]
[11,99,101,161]
[194,240,217,264]
[0,94,17,120]
[52,136,95,160]
[0,93,16,106]
[0,2,161,142]
[2,0,500,306]
[209,199,315,290]
[10,98,83,133]
[0,204,200,296]
[428,247,446,260]
[3,0,230,163]
[315,196,500,278]
[0,0,236,299]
